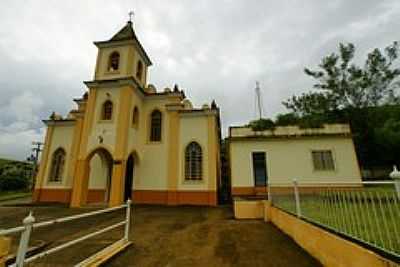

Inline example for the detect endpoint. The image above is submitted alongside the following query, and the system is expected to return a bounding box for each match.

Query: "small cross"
[128,11,134,22]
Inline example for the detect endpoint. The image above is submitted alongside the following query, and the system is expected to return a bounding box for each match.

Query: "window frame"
[136,60,143,81]
[311,150,336,171]
[108,51,120,72]
[101,100,113,121]
[48,148,66,183]
[184,141,203,181]
[132,106,139,128]
[149,109,162,142]
[251,151,268,187]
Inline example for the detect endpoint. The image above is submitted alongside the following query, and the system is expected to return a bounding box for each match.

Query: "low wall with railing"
[268,205,398,267]
[233,180,400,266]
[270,181,400,258]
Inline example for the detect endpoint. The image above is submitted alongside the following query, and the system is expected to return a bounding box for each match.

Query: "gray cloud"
[0,0,399,160]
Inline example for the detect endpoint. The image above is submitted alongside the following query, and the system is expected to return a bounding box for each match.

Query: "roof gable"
[94,21,152,66]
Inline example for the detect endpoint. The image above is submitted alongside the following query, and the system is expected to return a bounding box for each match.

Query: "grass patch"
[0,190,32,201]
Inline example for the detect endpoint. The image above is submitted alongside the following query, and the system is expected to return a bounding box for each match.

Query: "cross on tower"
[128,11,134,22]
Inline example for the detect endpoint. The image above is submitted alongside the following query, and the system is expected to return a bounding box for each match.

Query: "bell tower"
[93,18,152,87]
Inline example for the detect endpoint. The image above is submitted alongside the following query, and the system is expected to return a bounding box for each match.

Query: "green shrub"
[298,115,325,129]
[275,113,299,126]
[249,118,276,131]
[0,170,30,191]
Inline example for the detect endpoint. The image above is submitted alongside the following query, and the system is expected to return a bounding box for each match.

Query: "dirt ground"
[0,203,321,267]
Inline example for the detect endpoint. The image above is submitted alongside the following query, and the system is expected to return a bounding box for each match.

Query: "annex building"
[228,124,362,196]
[33,21,221,207]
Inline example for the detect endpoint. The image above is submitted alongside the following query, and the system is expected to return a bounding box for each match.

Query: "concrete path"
[0,205,321,267]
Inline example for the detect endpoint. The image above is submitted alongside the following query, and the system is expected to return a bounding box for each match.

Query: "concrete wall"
[230,136,362,190]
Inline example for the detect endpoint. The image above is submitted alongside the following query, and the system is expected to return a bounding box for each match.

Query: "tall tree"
[282,42,400,168]
[283,42,400,115]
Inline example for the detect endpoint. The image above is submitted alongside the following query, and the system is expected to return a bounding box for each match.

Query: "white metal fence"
[0,199,132,267]
[269,181,400,258]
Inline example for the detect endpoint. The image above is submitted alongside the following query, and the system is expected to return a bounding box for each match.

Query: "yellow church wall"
[35,20,221,206]
[130,49,147,86]
[230,136,361,192]
[95,46,147,86]
[86,87,121,156]
[95,46,132,81]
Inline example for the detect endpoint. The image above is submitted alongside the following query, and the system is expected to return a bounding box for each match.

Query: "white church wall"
[88,153,108,189]
[230,136,362,188]
[43,124,74,189]
[177,115,210,191]
[130,98,171,190]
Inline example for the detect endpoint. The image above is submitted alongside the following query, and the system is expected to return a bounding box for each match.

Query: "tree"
[282,42,400,168]
[283,42,400,115]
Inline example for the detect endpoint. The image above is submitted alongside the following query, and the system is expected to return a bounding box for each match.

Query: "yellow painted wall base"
[269,206,398,267]
[233,199,265,219]
[0,236,11,267]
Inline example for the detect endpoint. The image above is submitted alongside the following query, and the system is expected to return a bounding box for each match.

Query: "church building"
[33,21,221,207]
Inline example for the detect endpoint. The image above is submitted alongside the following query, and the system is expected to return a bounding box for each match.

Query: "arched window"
[49,148,66,182]
[132,106,139,126]
[150,110,162,141]
[136,61,143,80]
[102,100,113,120]
[185,142,202,180]
[108,52,120,71]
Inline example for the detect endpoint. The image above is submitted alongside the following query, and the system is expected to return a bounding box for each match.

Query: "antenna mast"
[255,81,263,119]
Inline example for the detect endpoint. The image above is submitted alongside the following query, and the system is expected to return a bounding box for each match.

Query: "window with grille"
[150,110,162,141]
[312,150,335,171]
[102,100,113,120]
[108,51,120,71]
[49,148,66,182]
[185,142,202,180]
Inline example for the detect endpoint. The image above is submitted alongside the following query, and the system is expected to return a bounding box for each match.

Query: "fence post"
[394,180,400,200]
[389,165,400,199]
[293,179,302,218]
[15,211,35,267]
[124,199,131,241]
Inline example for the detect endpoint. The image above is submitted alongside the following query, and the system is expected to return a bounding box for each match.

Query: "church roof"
[94,21,152,66]
[110,21,137,42]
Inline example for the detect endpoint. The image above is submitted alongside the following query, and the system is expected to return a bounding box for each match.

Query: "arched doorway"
[87,148,113,204]
[124,154,135,201]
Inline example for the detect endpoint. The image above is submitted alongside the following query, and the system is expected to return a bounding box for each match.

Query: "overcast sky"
[0,0,399,160]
